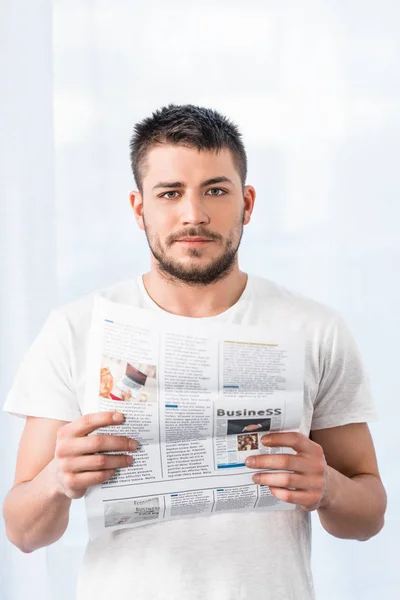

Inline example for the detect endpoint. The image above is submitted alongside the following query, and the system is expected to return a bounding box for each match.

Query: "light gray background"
[1,0,399,598]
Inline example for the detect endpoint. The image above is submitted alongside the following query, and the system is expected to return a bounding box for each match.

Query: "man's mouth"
[175,237,214,244]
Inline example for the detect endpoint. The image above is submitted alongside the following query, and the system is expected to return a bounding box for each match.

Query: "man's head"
[129,104,255,286]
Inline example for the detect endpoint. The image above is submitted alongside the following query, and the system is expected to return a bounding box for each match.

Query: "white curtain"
[1,0,54,598]
[1,1,399,598]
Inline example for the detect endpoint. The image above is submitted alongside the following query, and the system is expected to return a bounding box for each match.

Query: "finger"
[260,432,311,453]
[245,454,309,472]
[59,411,125,439]
[251,471,320,490]
[56,435,137,458]
[64,469,117,491]
[62,453,134,473]
[266,487,321,510]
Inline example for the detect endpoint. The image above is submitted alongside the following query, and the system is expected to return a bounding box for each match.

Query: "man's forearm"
[3,458,72,553]
[317,466,387,541]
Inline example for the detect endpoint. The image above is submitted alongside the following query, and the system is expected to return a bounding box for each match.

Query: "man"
[2,104,386,600]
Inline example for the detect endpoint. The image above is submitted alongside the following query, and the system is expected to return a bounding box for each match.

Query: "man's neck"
[142,265,248,318]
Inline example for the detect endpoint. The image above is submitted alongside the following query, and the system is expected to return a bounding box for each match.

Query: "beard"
[143,211,244,286]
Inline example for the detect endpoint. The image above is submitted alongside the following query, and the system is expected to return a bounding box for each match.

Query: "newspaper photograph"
[84,296,305,537]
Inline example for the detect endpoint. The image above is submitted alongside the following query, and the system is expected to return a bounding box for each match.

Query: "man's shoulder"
[249,274,340,328]
[53,278,140,328]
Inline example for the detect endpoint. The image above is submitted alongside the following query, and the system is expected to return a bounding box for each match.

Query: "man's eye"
[160,188,225,199]
[206,188,225,196]
[160,191,179,199]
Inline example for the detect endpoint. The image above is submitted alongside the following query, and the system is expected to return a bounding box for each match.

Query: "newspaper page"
[84,296,305,538]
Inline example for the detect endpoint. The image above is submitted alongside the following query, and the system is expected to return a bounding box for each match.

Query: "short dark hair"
[129,104,247,193]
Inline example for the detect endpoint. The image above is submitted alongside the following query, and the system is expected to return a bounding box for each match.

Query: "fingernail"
[246,457,255,467]
[262,436,270,445]
[253,474,261,484]
[126,455,134,465]
[129,439,137,450]
[113,412,124,422]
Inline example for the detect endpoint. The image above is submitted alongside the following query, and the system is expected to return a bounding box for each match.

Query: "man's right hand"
[54,411,137,499]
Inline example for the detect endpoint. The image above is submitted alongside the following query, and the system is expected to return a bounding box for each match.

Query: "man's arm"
[3,416,72,553]
[311,423,386,540]
[245,423,387,541]
[3,412,136,553]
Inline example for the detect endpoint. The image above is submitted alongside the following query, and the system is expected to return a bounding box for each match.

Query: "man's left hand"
[245,432,330,512]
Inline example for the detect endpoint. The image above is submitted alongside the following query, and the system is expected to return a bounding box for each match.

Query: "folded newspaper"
[84,297,305,537]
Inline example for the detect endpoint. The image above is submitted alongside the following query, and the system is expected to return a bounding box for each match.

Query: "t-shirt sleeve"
[2,309,82,422]
[311,312,377,430]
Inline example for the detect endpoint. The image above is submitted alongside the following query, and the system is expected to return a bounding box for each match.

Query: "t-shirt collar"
[136,273,252,322]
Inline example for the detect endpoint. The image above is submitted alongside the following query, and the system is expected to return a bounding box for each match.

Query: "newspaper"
[84,296,305,537]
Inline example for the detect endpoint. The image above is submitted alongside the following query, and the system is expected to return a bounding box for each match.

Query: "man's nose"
[180,194,210,226]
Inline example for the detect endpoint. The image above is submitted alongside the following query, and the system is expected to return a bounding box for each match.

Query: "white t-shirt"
[3,274,377,600]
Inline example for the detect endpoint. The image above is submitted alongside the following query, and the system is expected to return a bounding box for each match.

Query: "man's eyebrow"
[152,176,234,191]
[201,176,234,187]
[152,181,184,190]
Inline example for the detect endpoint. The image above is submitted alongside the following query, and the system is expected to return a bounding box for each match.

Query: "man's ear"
[243,185,256,226]
[130,190,145,231]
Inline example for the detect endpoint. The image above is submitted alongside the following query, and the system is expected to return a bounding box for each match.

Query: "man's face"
[131,144,255,285]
